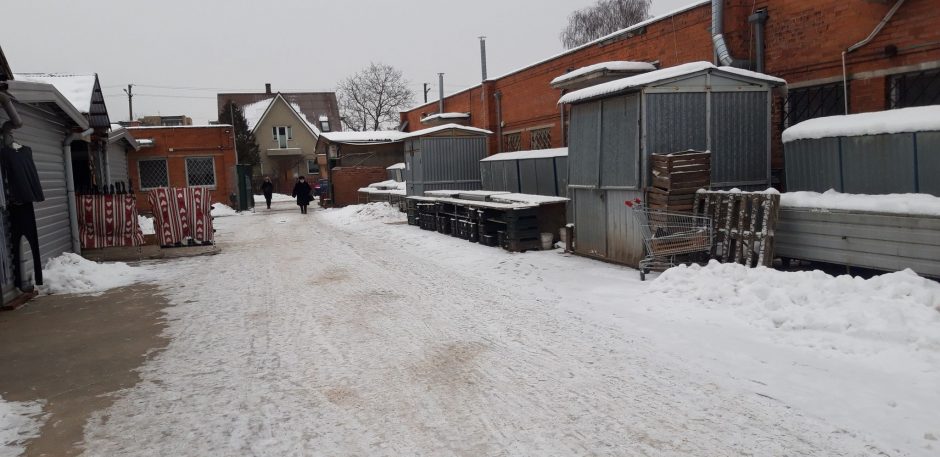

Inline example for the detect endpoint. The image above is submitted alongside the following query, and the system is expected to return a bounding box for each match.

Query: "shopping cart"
[627,199,713,281]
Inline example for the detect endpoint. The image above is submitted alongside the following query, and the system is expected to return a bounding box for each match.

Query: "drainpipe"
[63,128,94,254]
[841,0,906,114]
[748,9,769,73]
[711,0,749,68]
[494,91,503,153]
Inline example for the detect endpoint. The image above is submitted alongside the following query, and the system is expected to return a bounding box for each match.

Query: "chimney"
[438,73,445,114]
[265,83,272,94]
[479,36,488,81]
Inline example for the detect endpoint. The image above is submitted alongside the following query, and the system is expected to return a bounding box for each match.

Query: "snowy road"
[77,204,937,456]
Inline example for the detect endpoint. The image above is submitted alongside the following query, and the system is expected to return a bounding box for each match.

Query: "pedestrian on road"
[260,177,274,209]
[292,176,312,214]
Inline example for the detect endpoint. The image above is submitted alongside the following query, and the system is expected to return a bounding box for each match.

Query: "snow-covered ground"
[137,215,155,236]
[253,193,294,204]
[0,396,45,457]
[74,203,940,456]
[210,203,239,218]
[40,253,156,296]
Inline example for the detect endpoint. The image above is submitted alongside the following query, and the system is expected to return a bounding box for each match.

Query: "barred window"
[185,157,216,187]
[889,69,940,109]
[138,159,168,189]
[530,128,552,150]
[503,132,522,152]
[783,82,845,128]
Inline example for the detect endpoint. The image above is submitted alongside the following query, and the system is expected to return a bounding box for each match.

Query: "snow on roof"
[386,162,405,170]
[321,130,409,143]
[127,124,231,130]
[319,115,328,121]
[781,105,940,143]
[243,94,321,137]
[490,193,570,205]
[558,62,786,104]
[137,139,154,146]
[404,123,492,138]
[420,112,470,122]
[481,147,568,162]
[781,190,940,217]
[550,61,656,85]
[403,0,711,112]
[13,73,97,113]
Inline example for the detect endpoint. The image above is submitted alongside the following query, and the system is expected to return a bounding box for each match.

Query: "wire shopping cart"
[627,199,713,281]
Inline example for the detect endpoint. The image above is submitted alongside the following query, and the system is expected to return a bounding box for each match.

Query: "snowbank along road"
[69,203,938,456]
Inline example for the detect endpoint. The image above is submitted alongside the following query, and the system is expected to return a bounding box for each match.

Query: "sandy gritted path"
[78,206,882,456]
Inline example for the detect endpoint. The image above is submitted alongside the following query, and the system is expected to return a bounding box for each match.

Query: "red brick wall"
[401,0,940,176]
[331,167,388,207]
[126,126,238,213]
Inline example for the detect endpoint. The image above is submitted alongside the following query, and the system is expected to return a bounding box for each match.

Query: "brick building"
[400,0,940,185]
[126,125,238,212]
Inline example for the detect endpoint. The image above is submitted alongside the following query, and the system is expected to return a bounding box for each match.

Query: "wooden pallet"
[694,191,780,267]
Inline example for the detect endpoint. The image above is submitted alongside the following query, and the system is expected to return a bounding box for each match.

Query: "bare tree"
[560,0,651,49]
[337,62,414,131]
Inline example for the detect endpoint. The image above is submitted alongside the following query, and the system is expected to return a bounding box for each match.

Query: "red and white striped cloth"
[78,194,145,249]
[148,187,215,247]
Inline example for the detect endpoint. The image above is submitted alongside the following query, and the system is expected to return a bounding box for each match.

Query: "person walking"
[291,176,313,214]
[260,176,274,209]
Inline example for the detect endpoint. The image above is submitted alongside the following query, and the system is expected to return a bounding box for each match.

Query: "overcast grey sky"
[1,0,691,124]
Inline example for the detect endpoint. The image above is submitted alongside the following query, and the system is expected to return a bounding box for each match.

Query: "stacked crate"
[647,150,711,213]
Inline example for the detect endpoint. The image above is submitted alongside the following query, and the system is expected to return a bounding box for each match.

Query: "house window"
[307,159,319,175]
[185,157,216,187]
[138,159,168,189]
[319,116,331,132]
[272,126,292,148]
[783,82,845,128]
[530,128,552,150]
[888,69,940,108]
[503,132,522,152]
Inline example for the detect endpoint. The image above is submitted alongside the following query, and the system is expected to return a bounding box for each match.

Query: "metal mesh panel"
[782,82,845,128]
[139,159,168,189]
[186,157,216,186]
[503,132,522,152]
[530,128,552,150]
[889,69,940,108]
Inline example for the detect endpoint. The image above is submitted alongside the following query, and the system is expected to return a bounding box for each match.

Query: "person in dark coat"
[260,176,274,209]
[291,176,313,214]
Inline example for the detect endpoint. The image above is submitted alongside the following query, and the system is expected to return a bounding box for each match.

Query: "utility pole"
[123,84,134,121]
[423,83,431,104]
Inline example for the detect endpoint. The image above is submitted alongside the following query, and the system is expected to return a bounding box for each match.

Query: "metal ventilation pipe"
[711,0,749,68]
[438,73,445,114]
[0,89,24,143]
[479,36,488,81]
[748,9,769,73]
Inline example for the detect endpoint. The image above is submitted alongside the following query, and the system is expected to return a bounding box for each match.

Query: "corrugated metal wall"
[600,94,639,188]
[710,91,768,188]
[555,156,568,198]
[784,138,842,192]
[481,157,565,196]
[604,189,645,266]
[0,110,16,304]
[480,160,519,192]
[645,93,707,156]
[786,131,939,196]
[107,143,128,185]
[571,188,607,257]
[918,132,940,196]
[568,102,601,186]
[406,136,487,196]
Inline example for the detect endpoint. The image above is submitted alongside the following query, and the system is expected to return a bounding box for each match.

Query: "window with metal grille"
[503,132,522,152]
[185,157,216,187]
[889,69,940,108]
[782,82,845,128]
[530,128,552,150]
[138,159,168,189]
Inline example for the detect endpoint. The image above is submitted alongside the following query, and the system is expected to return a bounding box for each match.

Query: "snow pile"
[551,61,656,85]
[321,203,406,225]
[138,215,155,235]
[253,193,294,203]
[781,190,940,217]
[41,253,151,296]
[647,261,940,353]
[490,193,569,204]
[420,112,470,123]
[211,204,238,217]
[0,396,45,457]
[386,163,405,170]
[782,105,940,142]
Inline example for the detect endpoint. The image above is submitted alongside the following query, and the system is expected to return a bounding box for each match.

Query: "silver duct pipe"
[711,0,749,68]
[841,0,907,114]
[438,73,445,114]
[63,128,94,254]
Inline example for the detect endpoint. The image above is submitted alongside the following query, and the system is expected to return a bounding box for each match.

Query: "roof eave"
[6,80,90,130]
